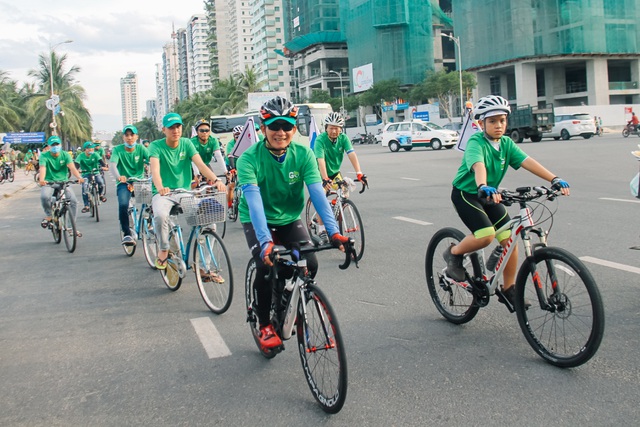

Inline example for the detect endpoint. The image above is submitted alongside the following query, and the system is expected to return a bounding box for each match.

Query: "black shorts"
[451,187,511,239]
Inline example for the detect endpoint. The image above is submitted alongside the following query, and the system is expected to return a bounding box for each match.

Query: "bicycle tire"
[160,228,183,291]
[425,227,480,324]
[92,186,100,222]
[218,220,226,239]
[515,247,605,368]
[141,215,158,269]
[244,259,278,359]
[194,229,233,314]
[339,199,365,261]
[121,209,137,257]
[297,283,348,413]
[7,170,14,183]
[61,206,77,253]
[51,211,62,244]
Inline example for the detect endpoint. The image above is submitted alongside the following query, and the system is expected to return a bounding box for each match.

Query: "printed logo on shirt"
[501,156,506,170]
[288,171,300,185]
[179,151,186,160]
[134,156,140,161]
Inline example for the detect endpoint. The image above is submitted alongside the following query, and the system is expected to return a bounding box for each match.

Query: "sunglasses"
[266,122,295,132]
[198,128,210,133]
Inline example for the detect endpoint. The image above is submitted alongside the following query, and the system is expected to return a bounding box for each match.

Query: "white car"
[380,120,458,152]
[544,113,596,140]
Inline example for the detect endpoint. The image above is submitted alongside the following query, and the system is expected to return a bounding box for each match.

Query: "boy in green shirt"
[38,135,84,232]
[444,95,570,306]
[110,125,150,246]
[77,141,107,212]
[190,118,227,183]
[150,113,226,269]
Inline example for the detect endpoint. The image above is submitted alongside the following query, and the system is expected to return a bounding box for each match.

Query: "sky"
[0,0,207,133]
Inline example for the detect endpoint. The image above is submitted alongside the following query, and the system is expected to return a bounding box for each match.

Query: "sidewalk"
[1,168,37,201]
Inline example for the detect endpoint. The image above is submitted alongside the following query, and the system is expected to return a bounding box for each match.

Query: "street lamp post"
[48,39,73,137]
[441,33,463,120]
[329,70,345,116]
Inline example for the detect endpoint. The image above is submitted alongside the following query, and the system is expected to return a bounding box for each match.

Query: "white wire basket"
[182,192,227,226]
[132,181,152,205]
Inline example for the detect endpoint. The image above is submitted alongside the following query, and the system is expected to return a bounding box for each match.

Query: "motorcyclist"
[628,112,639,132]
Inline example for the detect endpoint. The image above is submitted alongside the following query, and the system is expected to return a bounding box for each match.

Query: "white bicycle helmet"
[232,125,244,136]
[473,95,511,120]
[324,112,345,127]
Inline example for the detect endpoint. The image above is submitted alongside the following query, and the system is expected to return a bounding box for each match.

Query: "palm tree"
[25,51,92,149]
[0,70,22,132]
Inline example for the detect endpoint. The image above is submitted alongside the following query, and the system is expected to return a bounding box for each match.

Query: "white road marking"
[190,317,232,359]
[393,216,432,226]
[599,197,640,204]
[580,256,640,275]
[400,177,420,181]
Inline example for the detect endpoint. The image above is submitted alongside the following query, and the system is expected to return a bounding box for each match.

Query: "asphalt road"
[1,134,639,426]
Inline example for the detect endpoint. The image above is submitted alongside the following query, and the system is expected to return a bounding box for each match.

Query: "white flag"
[309,116,319,151]
[190,126,197,138]
[455,111,480,152]
[231,117,259,158]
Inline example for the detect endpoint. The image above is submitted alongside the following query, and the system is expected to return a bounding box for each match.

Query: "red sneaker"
[259,324,282,349]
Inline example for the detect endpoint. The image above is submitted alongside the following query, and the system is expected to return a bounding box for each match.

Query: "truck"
[507,103,554,143]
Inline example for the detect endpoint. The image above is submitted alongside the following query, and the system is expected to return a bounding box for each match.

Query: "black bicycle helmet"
[473,95,511,120]
[260,96,298,124]
[194,118,210,130]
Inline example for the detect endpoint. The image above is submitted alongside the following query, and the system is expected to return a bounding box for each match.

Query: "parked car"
[380,120,458,152]
[543,113,596,140]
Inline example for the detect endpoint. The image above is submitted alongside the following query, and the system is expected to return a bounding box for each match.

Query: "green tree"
[409,70,476,120]
[25,51,92,149]
[0,71,23,132]
[135,117,163,142]
[358,78,406,108]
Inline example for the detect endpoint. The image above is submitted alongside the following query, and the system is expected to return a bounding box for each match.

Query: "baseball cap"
[123,125,138,134]
[162,112,183,128]
[83,141,96,150]
[47,135,61,146]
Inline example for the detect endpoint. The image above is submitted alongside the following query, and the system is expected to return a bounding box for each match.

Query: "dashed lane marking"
[580,256,640,275]
[393,216,432,226]
[599,197,640,204]
[190,317,232,359]
[400,177,420,181]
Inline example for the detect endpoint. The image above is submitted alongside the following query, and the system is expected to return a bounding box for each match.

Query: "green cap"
[162,112,183,128]
[47,135,61,146]
[83,141,96,150]
[263,116,297,126]
[123,124,138,134]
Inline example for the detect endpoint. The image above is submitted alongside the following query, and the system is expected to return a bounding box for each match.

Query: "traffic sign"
[413,111,430,121]
[2,132,46,144]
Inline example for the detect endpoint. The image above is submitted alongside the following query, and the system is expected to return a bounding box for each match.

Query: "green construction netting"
[284,32,346,54]
[341,0,437,86]
[454,0,640,69]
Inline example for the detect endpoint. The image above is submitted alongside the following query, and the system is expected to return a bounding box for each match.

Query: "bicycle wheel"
[61,207,77,253]
[141,214,158,269]
[228,188,240,222]
[194,229,233,314]
[297,283,347,413]
[425,227,480,324]
[7,169,14,182]
[244,259,278,359]
[92,186,100,222]
[339,199,365,261]
[51,212,62,244]
[121,209,137,257]
[217,220,226,239]
[515,247,605,368]
[160,228,183,291]
[304,197,322,241]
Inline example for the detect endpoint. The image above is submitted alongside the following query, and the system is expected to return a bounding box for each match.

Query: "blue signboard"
[2,132,46,144]
[413,111,430,121]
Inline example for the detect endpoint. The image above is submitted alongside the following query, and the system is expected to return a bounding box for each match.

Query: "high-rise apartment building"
[162,39,181,113]
[145,99,157,123]
[120,72,139,127]
[215,1,233,79]
[154,63,166,126]
[250,0,293,97]
[176,28,190,100]
[228,1,254,75]
[187,15,213,94]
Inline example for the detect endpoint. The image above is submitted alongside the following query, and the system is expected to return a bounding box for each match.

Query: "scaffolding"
[455,0,640,70]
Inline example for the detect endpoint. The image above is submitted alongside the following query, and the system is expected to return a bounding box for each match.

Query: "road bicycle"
[44,181,80,253]
[305,177,367,261]
[244,238,358,413]
[156,187,233,314]
[119,177,153,258]
[0,162,14,183]
[425,185,605,368]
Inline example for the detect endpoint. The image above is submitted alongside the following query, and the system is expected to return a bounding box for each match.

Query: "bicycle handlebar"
[499,186,562,206]
[268,237,358,272]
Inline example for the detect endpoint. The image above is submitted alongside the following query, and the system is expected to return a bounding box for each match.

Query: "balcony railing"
[609,81,638,90]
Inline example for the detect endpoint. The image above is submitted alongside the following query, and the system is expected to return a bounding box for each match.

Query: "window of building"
[490,76,501,96]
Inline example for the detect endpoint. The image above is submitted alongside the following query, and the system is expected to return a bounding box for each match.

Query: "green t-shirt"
[225,139,236,167]
[94,147,106,160]
[452,133,528,194]
[148,137,197,194]
[190,135,220,165]
[313,132,354,177]
[25,153,33,162]
[110,144,149,179]
[76,152,103,174]
[237,141,321,226]
[40,151,73,182]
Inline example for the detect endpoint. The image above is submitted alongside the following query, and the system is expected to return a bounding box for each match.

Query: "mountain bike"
[45,181,79,253]
[120,177,152,257]
[425,185,605,368]
[304,177,367,261]
[244,238,357,413]
[156,187,233,314]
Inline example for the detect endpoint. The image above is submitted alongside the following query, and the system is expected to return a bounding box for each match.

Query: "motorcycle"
[622,123,640,137]
[351,132,377,144]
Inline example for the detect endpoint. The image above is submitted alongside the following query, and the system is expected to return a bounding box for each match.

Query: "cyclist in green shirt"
[77,141,107,212]
[38,135,84,232]
[444,95,570,306]
[312,112,368,241]
[237,96,349,350]
[150,113,226,269]
[190,118,227,185]
[110,125,150,246]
